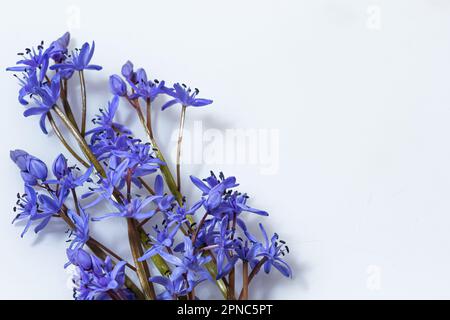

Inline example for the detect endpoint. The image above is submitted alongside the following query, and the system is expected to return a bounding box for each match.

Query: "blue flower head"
[256,223,292,278]
[162,83,213,110]
[68,208,90,249]
[10,149,48,186]
[22,73,61,134]
[51,41,102,72]
[67,248,127,300]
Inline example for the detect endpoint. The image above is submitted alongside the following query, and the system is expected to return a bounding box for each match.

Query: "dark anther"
[285,246,290,253]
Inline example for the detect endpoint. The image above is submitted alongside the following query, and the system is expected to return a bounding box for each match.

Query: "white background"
[1,0,450,299]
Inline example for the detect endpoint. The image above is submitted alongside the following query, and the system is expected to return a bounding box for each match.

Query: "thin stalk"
[60,79,79,131]
[228,213,237,300]
[71,188,80,215]
[240,261,249,300]
[238,257,268,300]
[138,177,155,195]
[107,290,122,300]
[47,113,89,167]
[146,98,154,140]
[228,268,235,300]
[127,218,155,300]
[79,71,87,137]
[129,98,183,205]
[126,172,156,300]
[52,105,105,177]
[87,238,136,272]
[176,105,187,192]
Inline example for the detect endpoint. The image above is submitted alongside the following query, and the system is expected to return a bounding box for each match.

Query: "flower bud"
[10,149,29,171]
[67,248,92,271]
[121,60,134,79]
[27,157,48,181]
[109,75,127,96]
[52,154,68,179]
[20,171,38,186]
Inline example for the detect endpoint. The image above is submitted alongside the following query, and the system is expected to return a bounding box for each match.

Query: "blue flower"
[206,217,237,279]
[51,42,102,72]
[66,247,93,270]
[14,70,42,105]
[149,275,189,300]
[233,238,260,267]
[165,200,204,227]
[12,185,39,237]
[45,154,93,195]
[68,208,90,249]
[23,73,61,134]
[6,43,50,82]
[109,75,127,96]
[139,224,181,262]
[111,143,164,182]
[161,83,213,110]
[121,60,134,80]
[128,68,166,102]
[190,172,238,211]
[212,191,268,219]
[158,236,212,286]
[144,175,175,212]
[10,149,48,186]
[256,223,292,278]
[92,196,156,221]
[67,248,127,300]
[82,158,129,208]
[48,32,70,63]
[12,185,64,237]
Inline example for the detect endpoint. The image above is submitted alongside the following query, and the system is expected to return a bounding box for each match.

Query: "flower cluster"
[7,32,291,300]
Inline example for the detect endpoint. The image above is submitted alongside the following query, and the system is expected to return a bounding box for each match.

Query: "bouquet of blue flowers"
[7,32,291,300]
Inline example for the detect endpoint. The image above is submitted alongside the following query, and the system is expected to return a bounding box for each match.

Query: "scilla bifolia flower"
[7,33,292,300]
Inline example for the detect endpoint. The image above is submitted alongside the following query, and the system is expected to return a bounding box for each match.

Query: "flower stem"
[87,238,137,272]
[240,261,249,300]
[47,113,89,167]
[79,71,87,137]
[176,105,187,192]
[127,218,156,300]
[71,188,80,215]
[146,98,154,140]
[238,257,268,300]
[52,105,105,177]
[60,78,79,131]
[126,171,156,300]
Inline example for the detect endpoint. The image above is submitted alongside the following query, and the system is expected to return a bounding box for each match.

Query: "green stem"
[60,79,79,131]
[52,105,105,176]
[127,218,156,300]
[79,71,87,137]
[176,105,187,192]
[240,261,249,300]
[47,113,89,167]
